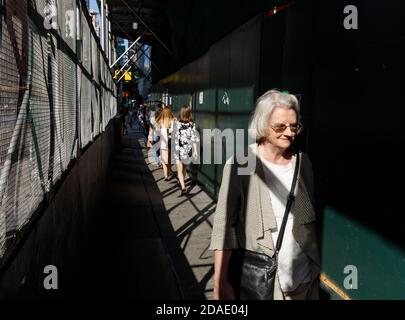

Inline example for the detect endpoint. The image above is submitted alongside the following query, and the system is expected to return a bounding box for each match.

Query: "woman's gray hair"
[249,89,300,142]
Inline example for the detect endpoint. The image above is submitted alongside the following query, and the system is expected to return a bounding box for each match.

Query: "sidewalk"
[88,123,215,299]
[142,133,216,300]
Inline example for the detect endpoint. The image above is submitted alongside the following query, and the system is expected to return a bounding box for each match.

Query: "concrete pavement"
[88,123,215,299]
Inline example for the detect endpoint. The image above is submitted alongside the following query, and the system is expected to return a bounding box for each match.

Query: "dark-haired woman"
[173,105,199,196]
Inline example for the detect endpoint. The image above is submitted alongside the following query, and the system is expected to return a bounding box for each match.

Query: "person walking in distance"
[173,105,199,196]
[147,104,163,166]
[156,107,176,180]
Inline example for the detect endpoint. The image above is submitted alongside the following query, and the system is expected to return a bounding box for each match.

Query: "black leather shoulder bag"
[228,151,300,300]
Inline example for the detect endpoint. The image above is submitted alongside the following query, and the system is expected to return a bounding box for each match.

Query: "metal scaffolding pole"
[109,34,142,69]
[117,65,135,83]
[113,49,144,80]
[111,20,163,75]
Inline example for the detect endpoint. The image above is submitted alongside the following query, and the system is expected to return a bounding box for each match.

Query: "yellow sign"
[113,69,132,81]
[124,72,132,81]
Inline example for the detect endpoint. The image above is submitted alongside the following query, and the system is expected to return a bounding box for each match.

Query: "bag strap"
[274,150,300,253]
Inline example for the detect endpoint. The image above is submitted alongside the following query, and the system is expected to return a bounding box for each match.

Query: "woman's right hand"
[213,250,235,300]
[213,279,235,300]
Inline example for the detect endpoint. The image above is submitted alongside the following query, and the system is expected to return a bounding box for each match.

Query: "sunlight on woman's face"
[267,106,298,150]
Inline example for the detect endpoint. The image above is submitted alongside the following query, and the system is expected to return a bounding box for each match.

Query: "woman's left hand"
[214,279,236,300]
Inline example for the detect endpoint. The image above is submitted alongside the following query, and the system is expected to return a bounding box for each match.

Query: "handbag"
[228,151,300,300]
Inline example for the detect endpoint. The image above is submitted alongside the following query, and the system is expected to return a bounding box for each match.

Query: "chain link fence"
[0,0,117,259]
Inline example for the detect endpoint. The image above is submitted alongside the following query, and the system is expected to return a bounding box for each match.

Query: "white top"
[157,120,174,150]
[260,155,312,293]
[149,111,156,128]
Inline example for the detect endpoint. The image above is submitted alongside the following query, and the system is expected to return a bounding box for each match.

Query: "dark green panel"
[322,206,405,299]
[149,92,162,102]
[194,113,216,193]
[217,86,254,113]
[172,95,179,109]
[195,89,216,112]
[201,164,215,182]
[172,94,191,117]
[195,112,215,130]
[216,114,251,185]
[197,172,216,195]
[216,114,250,131]
[190,92,196,111]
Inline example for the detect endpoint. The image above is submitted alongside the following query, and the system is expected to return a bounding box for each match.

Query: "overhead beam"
[111,20,163,75]
[118,0,173,57]
[111,7,154,14]
[109,15,163,23]
[107,0,165,10]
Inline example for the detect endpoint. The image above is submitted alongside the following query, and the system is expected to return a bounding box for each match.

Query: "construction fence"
[0,0,117,259]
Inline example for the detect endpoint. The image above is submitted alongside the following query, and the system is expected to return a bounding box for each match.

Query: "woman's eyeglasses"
[270,123,302,133]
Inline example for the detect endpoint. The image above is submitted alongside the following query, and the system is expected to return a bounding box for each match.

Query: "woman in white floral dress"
[173,105,199,196]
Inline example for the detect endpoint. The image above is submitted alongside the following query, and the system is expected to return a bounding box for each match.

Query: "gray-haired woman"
[210,89,321,300]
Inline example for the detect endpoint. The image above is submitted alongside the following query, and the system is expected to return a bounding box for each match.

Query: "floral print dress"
[173,121,199,161]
